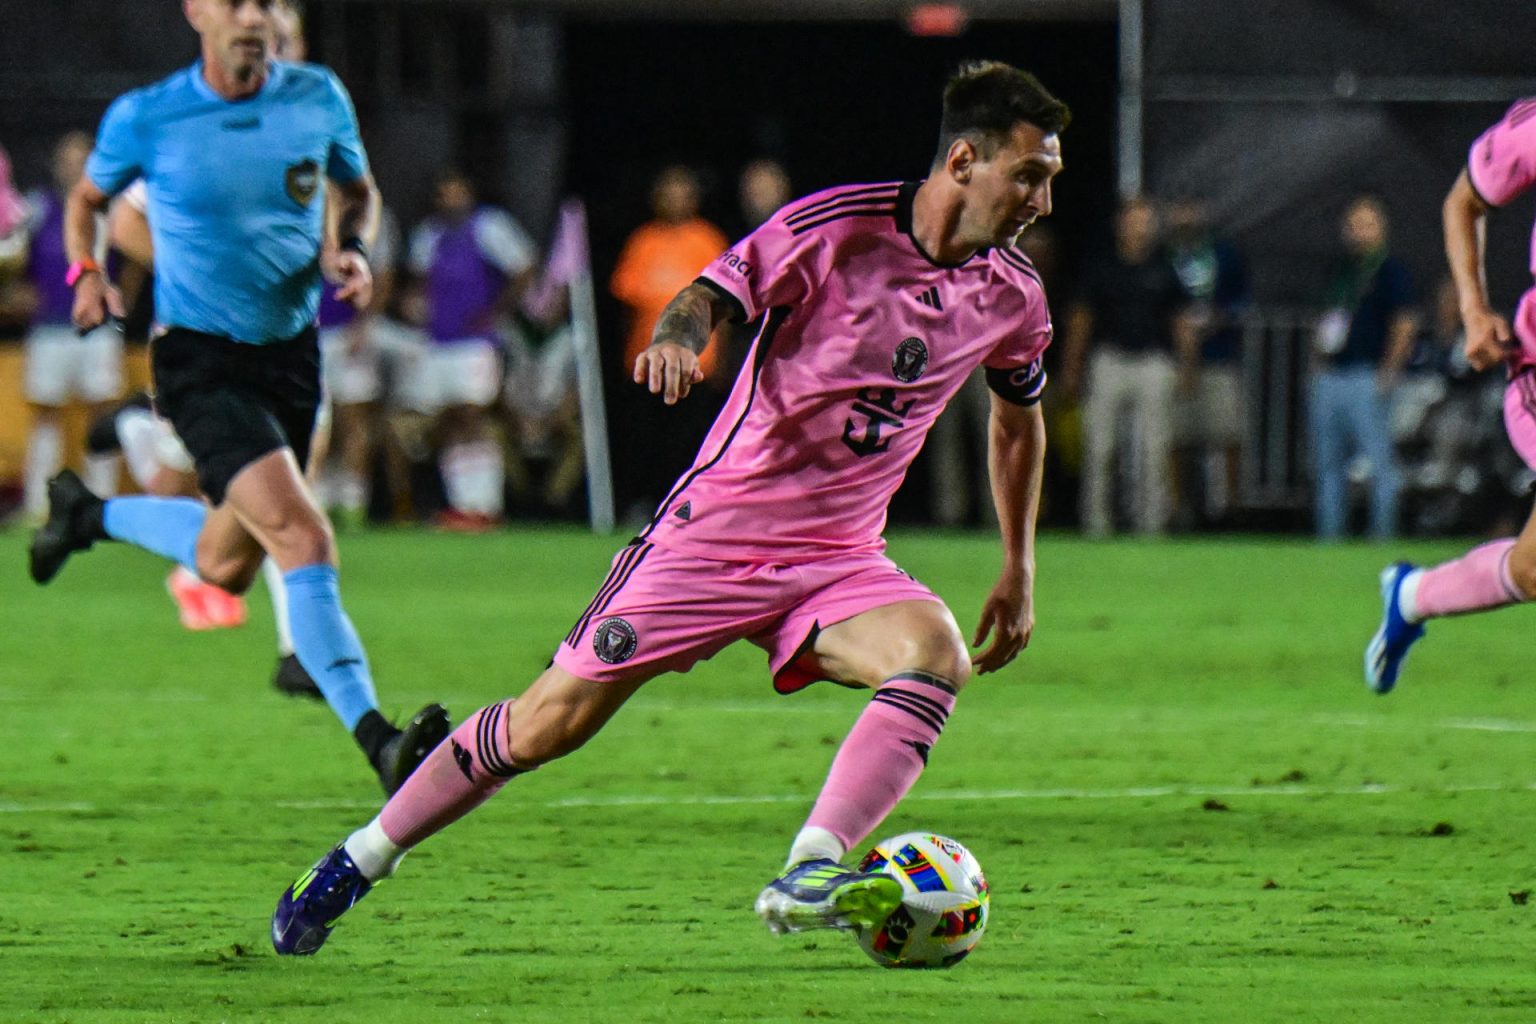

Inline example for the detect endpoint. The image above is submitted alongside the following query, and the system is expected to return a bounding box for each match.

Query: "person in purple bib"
[406,170,537,530]
[21,132,125,521]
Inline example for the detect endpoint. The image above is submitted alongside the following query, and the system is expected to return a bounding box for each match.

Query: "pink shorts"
[553,540,943,692]
[1505,370,1536,471]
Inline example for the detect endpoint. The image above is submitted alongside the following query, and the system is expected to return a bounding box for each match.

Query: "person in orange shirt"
[609,166,730,519]
[611,166,728,378]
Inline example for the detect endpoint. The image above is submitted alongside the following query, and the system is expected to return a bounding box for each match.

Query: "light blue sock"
[283,564,380,730]
[102,496,205,573]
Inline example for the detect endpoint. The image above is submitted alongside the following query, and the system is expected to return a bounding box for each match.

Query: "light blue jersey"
[87,61,368,344]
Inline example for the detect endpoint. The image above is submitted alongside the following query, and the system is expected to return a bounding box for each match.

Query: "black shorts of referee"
[150,325,321,506]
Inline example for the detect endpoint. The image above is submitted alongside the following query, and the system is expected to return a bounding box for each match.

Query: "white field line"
[1311,712,1536,734]
[1441,717,1536,733]
[4,781,1535,816]
[5,691,1536,731]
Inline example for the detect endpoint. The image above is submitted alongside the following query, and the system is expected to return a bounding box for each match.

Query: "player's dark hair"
[934,61,1071,166]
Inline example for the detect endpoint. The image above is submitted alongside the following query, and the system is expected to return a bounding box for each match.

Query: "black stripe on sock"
[885,670,958,695]
[877,686,952,721]
[476,702,522,778]
[871,690,948,734]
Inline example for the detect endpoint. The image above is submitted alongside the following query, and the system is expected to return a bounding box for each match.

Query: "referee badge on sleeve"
[285,159,319,207]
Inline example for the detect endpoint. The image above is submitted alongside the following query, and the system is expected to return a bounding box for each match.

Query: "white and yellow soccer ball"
[854,831,989,968]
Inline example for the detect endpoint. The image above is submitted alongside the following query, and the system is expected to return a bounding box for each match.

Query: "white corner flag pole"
[559,199,616,533]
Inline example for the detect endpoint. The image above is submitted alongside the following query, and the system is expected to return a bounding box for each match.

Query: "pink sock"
[1411,539,1524,620]
[378,701,524,848]
[804,672,957,851]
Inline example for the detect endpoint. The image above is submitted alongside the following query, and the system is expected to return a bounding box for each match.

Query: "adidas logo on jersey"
[915,286,943,311]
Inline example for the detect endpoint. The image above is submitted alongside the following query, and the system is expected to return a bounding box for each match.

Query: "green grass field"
[2,527,1534,1023]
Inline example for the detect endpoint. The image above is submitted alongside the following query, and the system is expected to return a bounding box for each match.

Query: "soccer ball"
[854,831,989,968]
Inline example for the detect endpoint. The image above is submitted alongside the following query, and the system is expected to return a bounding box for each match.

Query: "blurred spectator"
[0,144,26,279]
[500,202,591,518]
[736,158,792,235]
[408,169,538,530]
[0,144,29,351]
[610,165,729,378]
[22,131,124,521]
[1016,222,1082,526]
[1309,194,1418,541]
[718,158,793,386]
[608,165,728,517]
[1391,275,1519,535]
[1064,196,1190,536]
[1167,196,1250,527]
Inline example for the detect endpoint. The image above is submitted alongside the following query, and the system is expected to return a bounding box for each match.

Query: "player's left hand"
[323,248,373,311]
[634,341,704,405]
[971,570,1034,674]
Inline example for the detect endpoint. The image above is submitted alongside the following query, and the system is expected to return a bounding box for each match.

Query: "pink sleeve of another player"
[697,211,826,322]
[1468,98,1536,207]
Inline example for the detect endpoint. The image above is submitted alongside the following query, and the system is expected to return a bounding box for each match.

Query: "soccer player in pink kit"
[273,61,1067,955]
[1368,97,1536,691]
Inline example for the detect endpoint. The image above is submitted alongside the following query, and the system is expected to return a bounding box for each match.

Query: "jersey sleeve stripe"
[996,247,1044,287]
[788,203,898,237]
[995,246,1031,268]
[782,184,901,227]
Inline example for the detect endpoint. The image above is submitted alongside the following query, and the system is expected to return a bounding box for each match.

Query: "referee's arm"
[323,172,380,309]
[64,176,123,332]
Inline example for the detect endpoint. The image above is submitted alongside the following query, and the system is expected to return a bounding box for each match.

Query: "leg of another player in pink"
[1408,539,1524,621]
[378,701,521,848]
[1407,375,1536,622]
[803,672,956,852]
[166,566,247,630]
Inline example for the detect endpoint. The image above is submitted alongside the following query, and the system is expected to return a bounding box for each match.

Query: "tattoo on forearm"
[652,290,712,353]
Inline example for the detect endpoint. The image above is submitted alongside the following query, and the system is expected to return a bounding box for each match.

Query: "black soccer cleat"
[29,470,106,585]
[272,654,325,701]
[375,703,451,795]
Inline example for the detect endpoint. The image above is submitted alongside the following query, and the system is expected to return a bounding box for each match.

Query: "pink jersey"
[640,180,1052,563]
[1468,98,1536,373]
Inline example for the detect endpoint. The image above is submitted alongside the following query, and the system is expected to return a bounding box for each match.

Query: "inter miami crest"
[285,158,319,207]
[893,337,928,383]
[593,617,638,665]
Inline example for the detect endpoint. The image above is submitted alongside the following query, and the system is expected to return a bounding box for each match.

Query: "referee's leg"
[208,446,445,791]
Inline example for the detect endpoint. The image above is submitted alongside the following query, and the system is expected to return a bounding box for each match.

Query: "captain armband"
[985,360,1045,406]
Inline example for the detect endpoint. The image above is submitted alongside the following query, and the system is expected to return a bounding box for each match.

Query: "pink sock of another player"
[1409,538,1525,621]
[377,701,525,849]
[802,671,957,855]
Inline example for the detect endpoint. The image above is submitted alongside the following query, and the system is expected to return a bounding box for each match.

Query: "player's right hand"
[634,341,704,405]
[70,273,124,334]
[1462,306,1515,372]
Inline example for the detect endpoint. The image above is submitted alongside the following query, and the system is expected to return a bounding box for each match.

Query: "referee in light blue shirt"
[29,0,448,795]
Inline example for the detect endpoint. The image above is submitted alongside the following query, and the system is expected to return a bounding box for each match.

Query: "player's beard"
[228,38,270,82]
